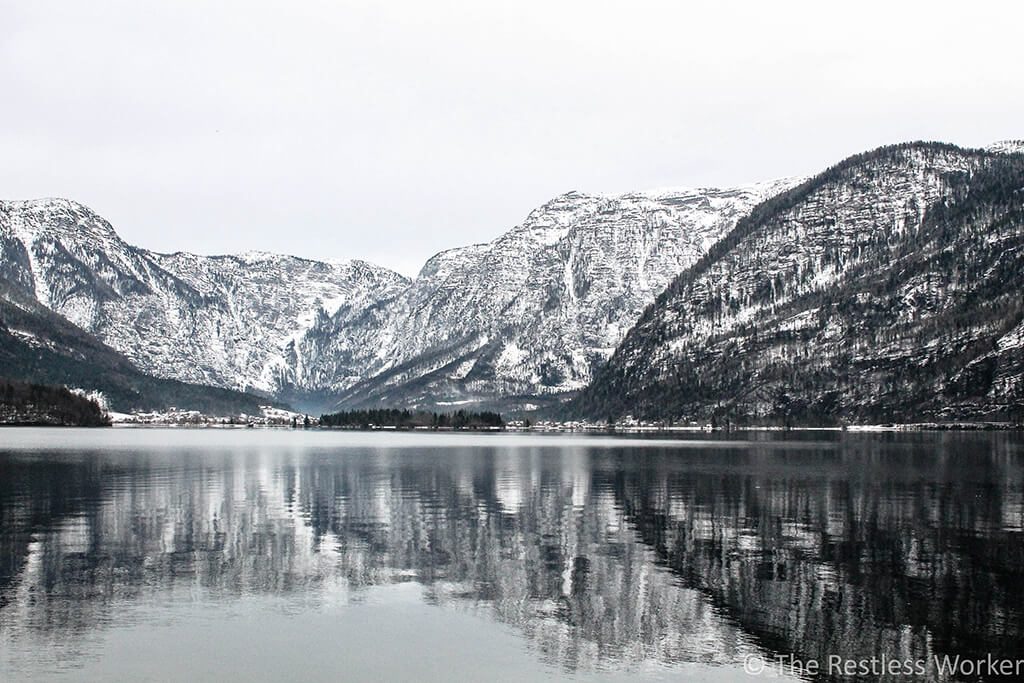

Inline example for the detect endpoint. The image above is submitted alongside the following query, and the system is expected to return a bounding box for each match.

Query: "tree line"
[0,378,111,426]
[320,408,504,429]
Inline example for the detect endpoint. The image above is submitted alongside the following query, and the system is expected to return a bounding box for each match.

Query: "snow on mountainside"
[0,279,278,414]
[5,140,1020,418]
[575,142,1024,424]
[987,140,1024,155]
[0,199,409,396]
[0,181,803,411]
[313,179,801,410]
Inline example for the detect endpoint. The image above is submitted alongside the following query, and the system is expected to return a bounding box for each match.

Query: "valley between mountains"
[2,140,1023,425]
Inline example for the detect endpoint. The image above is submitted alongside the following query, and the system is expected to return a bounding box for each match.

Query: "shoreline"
[29,421,1020,433]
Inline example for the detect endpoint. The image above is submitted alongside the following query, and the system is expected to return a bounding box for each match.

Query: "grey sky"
[3,0,1021,276]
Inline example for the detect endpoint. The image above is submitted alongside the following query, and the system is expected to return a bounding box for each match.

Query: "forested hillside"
[575,143,1024,425]
[0,378,110,426]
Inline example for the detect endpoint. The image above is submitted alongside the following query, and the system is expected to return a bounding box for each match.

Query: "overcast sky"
[3,1,1022,276]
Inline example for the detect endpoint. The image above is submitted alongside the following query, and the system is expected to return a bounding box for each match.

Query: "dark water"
[1,429,1022,682]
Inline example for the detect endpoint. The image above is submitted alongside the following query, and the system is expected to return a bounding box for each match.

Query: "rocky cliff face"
[0,276,286,414]
[0,199,409,399]
[2,182,796,412]
[7,141,1020,421]
[575,143,1024,423]
[310,181,798,410]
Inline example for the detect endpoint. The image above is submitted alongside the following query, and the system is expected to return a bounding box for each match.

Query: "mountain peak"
[237,250,278,263]
[6,197,96,212]
[1,197,119,242]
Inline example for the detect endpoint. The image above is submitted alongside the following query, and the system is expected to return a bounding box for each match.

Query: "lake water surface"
[1,428,1022,681]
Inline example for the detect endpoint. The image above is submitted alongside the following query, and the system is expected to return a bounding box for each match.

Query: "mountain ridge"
[315,178,802,411]
[3,179,801,413]
[4,139,1021,420]
[0,198,410,401]
[574,141,1024,424]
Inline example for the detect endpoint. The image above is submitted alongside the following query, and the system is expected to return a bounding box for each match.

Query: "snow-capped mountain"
[2,184,795,412]
[575,142,1024,423]
[0,198,409,398]
[8,140,1019,420]
[294,180,799,410]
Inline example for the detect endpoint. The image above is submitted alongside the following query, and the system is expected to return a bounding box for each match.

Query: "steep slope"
[0,199,409,399]
[0,185,798,413]
[0,281,274,414]
[307,181,797,411]
[575,143,1024,424]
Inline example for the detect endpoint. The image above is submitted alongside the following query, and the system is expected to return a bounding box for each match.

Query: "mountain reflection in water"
[0,430,1022,681]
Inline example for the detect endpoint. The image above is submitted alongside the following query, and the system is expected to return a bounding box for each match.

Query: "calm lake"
[1,428,1022,681]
